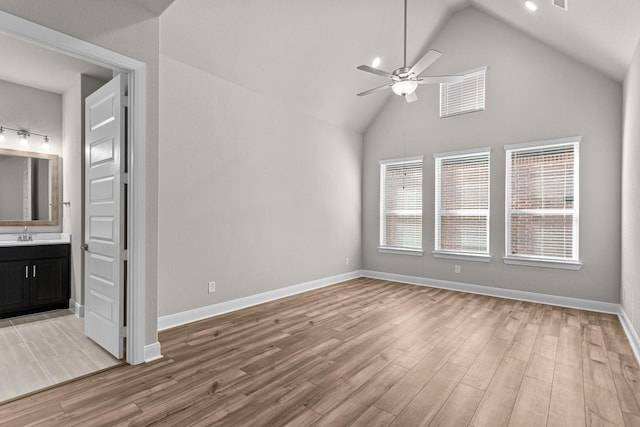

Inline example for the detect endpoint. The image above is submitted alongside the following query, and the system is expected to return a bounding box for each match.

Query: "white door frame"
[0,11,150,364]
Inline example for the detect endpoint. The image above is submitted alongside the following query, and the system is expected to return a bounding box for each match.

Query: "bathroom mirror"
[0,148,59,226]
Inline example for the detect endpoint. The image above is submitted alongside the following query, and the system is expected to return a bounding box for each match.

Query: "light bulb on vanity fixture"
[0,127,4,143]
[18,130,30,146]
[42,135,50,151]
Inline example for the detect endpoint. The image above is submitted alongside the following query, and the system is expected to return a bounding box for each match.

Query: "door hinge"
[121,249,128,261]
[122,172,129,184]
[121,326,127,338]
[122,95,129,107]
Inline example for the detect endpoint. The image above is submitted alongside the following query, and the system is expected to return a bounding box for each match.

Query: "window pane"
[439,215,488,252]
[506,140,578,261]
[435,150,490,254]
[385,215,422,248]
[510,214,573,258]
[511,148,574,210]
[380,158,423,250]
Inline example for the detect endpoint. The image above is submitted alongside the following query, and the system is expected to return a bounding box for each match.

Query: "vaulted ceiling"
[162,0,640,134]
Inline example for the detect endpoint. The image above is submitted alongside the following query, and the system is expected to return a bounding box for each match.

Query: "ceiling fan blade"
[418,75,466,84]
[405,92,418,103]
[357,84,392,97]
[409,50,442,76]
[357,65,394,79]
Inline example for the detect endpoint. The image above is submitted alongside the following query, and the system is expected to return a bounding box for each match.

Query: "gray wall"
[0,79,62,230]
[0,79,62,156]
[622,40,640,328]
[0,0,161,345]
[158,13,362,316]
[363,8,622,303]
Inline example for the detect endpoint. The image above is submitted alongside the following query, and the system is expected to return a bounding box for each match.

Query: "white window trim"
[504,137,581,269]
[379,155,424,255]
[434,148,491,259]
[379,155,424,166]
[433,147,492,159]
[379,247,425,256]
[433,251,492,262]
[503,256,582,270]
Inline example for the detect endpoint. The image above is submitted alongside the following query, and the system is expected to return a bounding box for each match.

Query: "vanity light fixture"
[0,125,51,148]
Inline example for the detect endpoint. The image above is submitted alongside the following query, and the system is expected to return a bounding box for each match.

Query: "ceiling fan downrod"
[403,0,408,68]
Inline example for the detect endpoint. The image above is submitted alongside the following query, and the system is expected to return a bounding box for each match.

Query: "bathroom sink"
[0,240,61,246]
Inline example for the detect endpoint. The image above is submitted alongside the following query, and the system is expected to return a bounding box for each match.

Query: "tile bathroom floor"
[0,309,121,402]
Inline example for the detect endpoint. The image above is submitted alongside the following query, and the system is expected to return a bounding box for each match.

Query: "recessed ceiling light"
[525,1,538,11]
[372,57,382,68]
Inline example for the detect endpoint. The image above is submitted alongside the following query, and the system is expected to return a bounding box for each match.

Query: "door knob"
[80,244,89,251]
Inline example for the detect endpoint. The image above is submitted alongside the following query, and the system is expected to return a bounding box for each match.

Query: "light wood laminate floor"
[0,309,120,402]
[1,278,639,426]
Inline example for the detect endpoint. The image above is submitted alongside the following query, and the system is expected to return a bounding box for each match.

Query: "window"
[434,149,491,262]
[505,137,580,269]
[379,156,423,255]
[440,66,487,118]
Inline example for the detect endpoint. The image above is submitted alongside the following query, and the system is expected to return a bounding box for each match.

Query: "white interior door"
[84,74,126,359]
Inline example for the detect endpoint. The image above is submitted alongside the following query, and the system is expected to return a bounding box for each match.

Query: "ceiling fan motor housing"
[392,67,413,80]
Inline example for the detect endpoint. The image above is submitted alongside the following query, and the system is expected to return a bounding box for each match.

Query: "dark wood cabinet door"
[0,261,30,313]
[31,258,69,308]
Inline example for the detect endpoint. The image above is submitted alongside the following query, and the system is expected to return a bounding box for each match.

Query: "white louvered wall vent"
[552,0,568,11]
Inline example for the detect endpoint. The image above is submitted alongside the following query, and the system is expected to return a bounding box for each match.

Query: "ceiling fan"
[356,0,465,103]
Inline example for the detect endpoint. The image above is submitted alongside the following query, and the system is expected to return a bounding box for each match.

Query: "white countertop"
[0,233,71,247]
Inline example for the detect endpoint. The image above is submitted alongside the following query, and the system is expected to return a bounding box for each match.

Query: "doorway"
[0,11,151,368]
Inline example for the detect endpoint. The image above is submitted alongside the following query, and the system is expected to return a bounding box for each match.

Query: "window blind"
[380,157,423,251]
[506,140,579,261]
[440,67,486,118]
[435,150,490,254]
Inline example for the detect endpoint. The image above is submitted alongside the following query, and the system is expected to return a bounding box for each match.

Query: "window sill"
[378,247,424,257]
[503,257,582,270]
[432,251,492,263]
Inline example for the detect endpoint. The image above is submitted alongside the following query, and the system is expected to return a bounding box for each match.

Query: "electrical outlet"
[454,265,461,274]
[208,281,216,293]
[346,257,350,265]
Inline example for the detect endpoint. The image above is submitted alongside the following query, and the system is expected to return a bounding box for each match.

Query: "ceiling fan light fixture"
[391,80,418,96]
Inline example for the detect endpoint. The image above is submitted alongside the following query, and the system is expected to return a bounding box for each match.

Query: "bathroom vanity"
[0,235,70,318]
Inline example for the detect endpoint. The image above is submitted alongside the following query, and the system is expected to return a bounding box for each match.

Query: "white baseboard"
[618,307,640,363]
[144,342,162,362]
[362,270,619,314]
[158,270,362,331]
[69,298,85,317]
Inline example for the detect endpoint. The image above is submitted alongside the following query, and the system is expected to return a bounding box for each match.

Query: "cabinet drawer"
[0,244,70,262]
